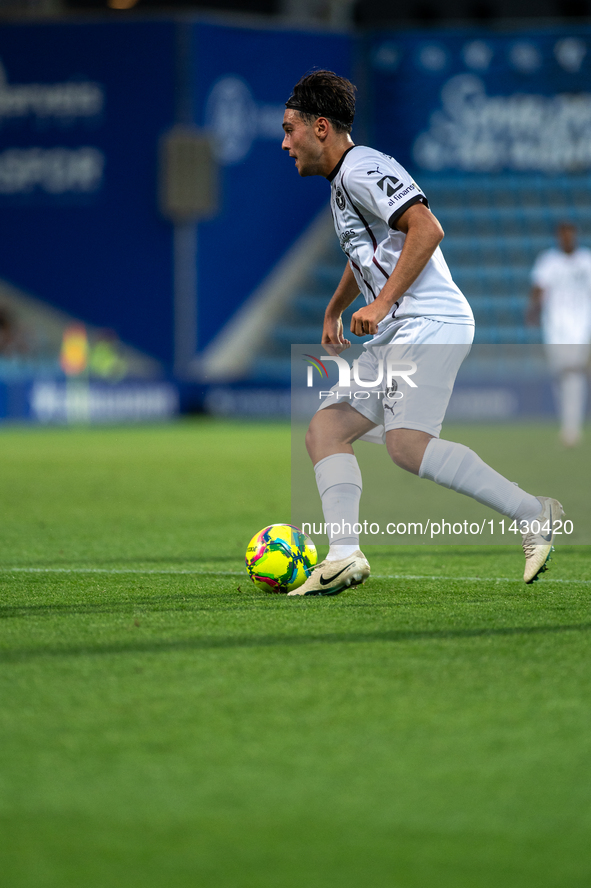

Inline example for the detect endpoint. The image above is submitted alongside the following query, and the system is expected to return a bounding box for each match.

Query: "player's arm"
[322,262,359,348]
[350,203,443,337]
[526,285,543,327]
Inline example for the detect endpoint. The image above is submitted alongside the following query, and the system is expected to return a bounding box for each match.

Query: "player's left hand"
[350,301,390,337]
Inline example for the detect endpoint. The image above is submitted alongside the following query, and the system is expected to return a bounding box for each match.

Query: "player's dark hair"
[285,70,356,134]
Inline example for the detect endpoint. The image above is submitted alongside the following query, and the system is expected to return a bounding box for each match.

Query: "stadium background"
[0,4,589,423]
[1,5,591,888]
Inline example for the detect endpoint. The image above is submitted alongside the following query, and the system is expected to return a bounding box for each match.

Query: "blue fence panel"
[0,20,177,364]
[192,22,352,351]
[369,27,591,175]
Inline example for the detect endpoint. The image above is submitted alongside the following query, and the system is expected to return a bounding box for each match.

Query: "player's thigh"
[309,348,382,456]
[381,340,470,439]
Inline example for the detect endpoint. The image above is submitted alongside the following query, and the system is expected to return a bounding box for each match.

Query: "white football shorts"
[315,317,474,443]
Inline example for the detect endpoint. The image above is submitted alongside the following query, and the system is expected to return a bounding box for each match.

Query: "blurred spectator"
[528,223,591,447]
[59,323,89,376]
[90,331,128,381]
[0,304,27,357]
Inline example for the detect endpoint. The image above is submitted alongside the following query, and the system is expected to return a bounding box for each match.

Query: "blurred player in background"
[528,223,591,447]
[282,69,564,594]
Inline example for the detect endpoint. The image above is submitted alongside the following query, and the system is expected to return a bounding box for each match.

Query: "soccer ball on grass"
[245,524,317,594]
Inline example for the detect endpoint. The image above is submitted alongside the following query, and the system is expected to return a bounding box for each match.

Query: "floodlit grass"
[0,419,590,888]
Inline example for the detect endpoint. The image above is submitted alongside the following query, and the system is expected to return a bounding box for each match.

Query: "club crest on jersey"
[339,228,355,250]
[335,187,346,210]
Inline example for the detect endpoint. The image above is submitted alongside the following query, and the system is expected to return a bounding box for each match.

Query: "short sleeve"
[342,157,429,230]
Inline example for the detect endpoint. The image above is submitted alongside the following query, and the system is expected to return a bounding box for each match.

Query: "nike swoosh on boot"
[319,561,356,586]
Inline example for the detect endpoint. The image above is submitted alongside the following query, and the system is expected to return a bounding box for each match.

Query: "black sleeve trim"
[388,194,429,230]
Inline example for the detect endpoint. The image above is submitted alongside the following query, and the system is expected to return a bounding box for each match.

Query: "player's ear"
[314,117,330,141]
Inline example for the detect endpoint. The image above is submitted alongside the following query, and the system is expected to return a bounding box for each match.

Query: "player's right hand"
[321,316,350,354]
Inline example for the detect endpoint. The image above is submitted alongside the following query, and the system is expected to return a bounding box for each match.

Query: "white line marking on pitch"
[1,567,244,576]
[374,574,591,584]
[0,568,588,584]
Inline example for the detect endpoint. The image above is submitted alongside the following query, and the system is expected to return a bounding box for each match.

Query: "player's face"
[558,225,576,254]
[282,110,323,177]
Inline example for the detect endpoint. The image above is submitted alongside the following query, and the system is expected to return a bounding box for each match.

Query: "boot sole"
[525,546,554,584]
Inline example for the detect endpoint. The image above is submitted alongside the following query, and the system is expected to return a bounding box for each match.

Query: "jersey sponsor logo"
[366,165,382,175]
[387,183,416,206]
[339,228,355,250]
[335,186,346,210]
[376,175,404,197]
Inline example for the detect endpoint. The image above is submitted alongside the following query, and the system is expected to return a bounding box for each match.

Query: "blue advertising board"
[191,21,352,352]
[3,20,588,381]
[0,18,352,373]
[0,20,177,365]
[0,378,179,423]
[369,28,591,175]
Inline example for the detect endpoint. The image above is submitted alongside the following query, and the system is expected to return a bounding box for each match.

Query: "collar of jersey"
[326,145,356,183]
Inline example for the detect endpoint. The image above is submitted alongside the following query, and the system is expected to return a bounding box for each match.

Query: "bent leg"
[415,435,541,522]
[306,403,377,561]
[386,428,433,474]
[386,427,542,522]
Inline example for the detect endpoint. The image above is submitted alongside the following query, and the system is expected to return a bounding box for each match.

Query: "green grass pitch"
[0,419,590,888]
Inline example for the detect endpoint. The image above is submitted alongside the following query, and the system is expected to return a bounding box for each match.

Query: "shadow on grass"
[1,621,591,663]
[0,594,254,620]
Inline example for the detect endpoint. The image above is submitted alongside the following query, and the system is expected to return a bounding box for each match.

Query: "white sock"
[326,544,361,561]
[560,371,587,441]
[419,438,542,522]
[314,454,362,560]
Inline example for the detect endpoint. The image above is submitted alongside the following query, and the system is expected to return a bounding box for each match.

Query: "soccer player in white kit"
[281,70,564,593]
[528,223,591,447]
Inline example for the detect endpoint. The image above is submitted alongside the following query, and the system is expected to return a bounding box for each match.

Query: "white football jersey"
[531,247,591,344]
[328,146,474,339]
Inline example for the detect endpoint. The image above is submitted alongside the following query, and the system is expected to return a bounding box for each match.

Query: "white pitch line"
[0,567,589,584]
[374,574,591,584]
[1,567,244,576]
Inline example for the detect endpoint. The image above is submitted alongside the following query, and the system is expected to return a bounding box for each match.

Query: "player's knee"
[387,430,432,475]
[387,438,414,472]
